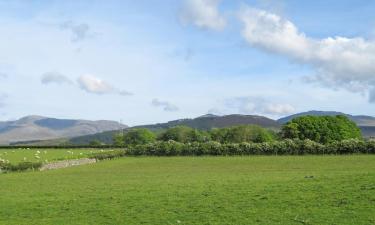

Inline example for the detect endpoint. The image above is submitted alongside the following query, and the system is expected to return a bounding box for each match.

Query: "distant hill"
[135,114,280,130]
[278,110,375,125]
[0,115,127,145]
[68,114,281,145]
[278,110,375,138]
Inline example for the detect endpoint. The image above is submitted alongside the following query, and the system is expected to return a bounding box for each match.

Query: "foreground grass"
[1,156,375,224]
[0,149,105,164]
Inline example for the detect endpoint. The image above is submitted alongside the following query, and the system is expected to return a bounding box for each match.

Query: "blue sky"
[0,0,375,125]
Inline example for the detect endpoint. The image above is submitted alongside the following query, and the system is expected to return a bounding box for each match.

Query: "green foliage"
[0,161,42,172]
[158,126,210,143]
[124,128,156,146]
[210,125,275,143]
[89,140,103,146]
[89,150,126,161]
[125,139,375,156]
[113,132,125,146]
[281,115,362,144]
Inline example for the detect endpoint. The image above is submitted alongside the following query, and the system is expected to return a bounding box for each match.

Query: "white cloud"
[59,21,93,42]
[77,74,131,96]
[41,72,73,85]
[180,0,226,31]
[77,75,114,94]
[239,6,375,102]
[152,99,179,112]
[212,96,295,116]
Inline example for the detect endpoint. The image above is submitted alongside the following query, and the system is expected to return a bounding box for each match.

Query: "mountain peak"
[196,114,219,119]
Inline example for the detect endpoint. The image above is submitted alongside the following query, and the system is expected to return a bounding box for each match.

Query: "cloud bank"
[180,0,226,31]
[152,99,179,112]
[238,6,375,102]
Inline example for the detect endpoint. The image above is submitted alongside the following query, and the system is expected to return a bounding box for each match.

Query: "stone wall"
[40,158,97,171]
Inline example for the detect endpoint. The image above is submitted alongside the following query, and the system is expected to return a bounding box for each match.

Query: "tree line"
[111,115,362,146]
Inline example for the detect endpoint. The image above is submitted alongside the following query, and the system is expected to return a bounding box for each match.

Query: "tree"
[158,126,210,143]
[113,132,125,146]
[89,140,103,146]
[210,125,275,143]
[124,128,156,146]
[281,115,362,144]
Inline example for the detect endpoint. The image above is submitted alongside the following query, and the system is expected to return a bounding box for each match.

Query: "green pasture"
[1,155,375,224]
[0,149,104,164]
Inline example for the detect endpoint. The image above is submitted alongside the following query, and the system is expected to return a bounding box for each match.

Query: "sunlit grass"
[0,148,105,164]
[1,155,375,224]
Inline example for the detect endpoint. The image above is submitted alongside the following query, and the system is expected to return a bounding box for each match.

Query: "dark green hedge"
[0,161,42,172]
[125,139,375,156]
[89,150,126,161]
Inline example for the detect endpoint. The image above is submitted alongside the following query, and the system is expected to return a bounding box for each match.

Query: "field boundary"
[40,158,97,171]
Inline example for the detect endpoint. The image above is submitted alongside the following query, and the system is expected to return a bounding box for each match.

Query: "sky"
[0,0,375,126]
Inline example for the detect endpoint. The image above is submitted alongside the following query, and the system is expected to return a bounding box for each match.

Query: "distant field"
[1,155,375,224]
[0,149,104,164]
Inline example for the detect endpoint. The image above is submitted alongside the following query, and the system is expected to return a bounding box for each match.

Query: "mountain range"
[3,111,375,146]
[0,115,127,145]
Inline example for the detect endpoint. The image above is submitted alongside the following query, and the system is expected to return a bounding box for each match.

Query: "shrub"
[0,162,43,172]
[89,150,126,160]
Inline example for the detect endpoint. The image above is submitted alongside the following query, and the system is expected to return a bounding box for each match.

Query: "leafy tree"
[210,125,275,143]
[124,128,156,146]
[89,140,103,146]
[158,126,210,143]
[281,115,362,144]
[113,132,125,146]
[210,127,229,143]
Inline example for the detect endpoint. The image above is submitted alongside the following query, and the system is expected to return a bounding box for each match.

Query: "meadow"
[1,155,375,224]
[0,148,103,164]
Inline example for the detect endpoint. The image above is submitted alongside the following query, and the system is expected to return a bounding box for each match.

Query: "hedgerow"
[124,139,375,156]
[89,150,126,160]
[0,161,42,172]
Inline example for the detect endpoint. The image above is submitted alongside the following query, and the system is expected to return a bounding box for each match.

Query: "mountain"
[134,114,280,130]
[67,114,281,145]
[0,115,127,145]
[277,111,347,124]
[278,110,375,125]
[278,110,375,138]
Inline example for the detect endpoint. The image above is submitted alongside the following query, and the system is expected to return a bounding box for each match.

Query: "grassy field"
[1,155,375,224]
[0,149,104,164]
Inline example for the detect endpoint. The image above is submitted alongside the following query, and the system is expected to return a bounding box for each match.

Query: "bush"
[0,161,42,172]
[89,150,126,160]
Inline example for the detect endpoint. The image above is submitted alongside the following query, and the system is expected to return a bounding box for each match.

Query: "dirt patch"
[40,158,97,171]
